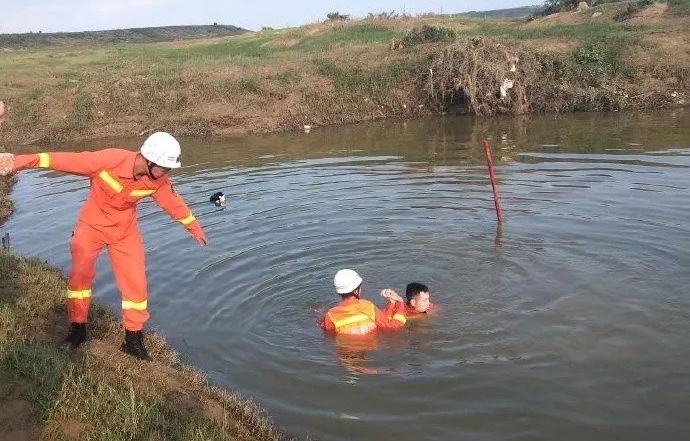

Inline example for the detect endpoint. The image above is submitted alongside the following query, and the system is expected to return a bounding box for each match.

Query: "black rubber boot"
[65,323,87,348]
[121,330,151,361]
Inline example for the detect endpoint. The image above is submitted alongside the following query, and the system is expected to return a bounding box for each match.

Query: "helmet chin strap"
[146,160,157,180]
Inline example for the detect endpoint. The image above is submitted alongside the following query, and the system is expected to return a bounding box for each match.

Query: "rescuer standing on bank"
[0,125,207,360]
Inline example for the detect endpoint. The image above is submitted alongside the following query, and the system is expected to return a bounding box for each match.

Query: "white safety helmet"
[140,132,182,169]
[334,269,363,294]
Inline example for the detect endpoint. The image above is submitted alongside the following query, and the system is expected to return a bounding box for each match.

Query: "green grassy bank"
[0,170,287,440]
[0,1,688,146]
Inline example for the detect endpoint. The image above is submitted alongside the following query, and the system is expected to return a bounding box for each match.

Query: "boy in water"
[404,282,435,317]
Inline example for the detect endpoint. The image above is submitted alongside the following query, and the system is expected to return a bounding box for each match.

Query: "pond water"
[4,110,690,441]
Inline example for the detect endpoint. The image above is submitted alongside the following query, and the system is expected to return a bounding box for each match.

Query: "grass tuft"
[293,24,402,51]
[568,35,632,86]
[613,0,655,21]
[313,58,421,97]
[1,344,69,417]
[668,0,690,15]
[275,70,297,87]
[402,25,456,47]
[65,91,95,129]
[224,77,262,95]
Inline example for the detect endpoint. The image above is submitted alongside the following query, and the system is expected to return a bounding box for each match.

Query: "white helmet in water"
[334,269,363,294]
[140,132,182,169]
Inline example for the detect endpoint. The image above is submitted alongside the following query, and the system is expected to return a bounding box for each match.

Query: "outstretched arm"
[152,181,208,246]
[11,150,120,177]
[0,101,6,127]
[0,153,13,176]
[1,150,116,178]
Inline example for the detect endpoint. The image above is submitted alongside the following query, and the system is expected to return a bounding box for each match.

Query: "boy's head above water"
[406,282,431,313]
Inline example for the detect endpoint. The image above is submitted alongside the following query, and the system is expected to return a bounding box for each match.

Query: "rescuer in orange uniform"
[0,131,207,360]
[321,269,407,335]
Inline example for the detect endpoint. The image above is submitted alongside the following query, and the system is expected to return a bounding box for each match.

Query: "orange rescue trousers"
[68,221,149,331]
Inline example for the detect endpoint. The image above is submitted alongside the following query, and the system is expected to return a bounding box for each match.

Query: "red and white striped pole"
[483,139,503,223]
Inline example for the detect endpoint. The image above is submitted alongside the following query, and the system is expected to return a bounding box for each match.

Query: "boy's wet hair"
[405,282,429,304]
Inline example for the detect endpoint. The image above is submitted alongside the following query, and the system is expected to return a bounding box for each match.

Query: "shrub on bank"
[423,36,643,115]
[569,36,629,86]
[313,58,423,98]
[613,0,655,21]
[326,12,350,21]
[668,0,690,15]
[402,25,456,47]
[541,0,585,15]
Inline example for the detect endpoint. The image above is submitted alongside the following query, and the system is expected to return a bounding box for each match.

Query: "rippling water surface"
[4,110,690,441]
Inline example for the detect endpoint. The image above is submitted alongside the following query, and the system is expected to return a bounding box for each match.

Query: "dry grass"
[0,178,13,225]
[0,146,13,224]
[424,36,636,115]
[425,38,529,115]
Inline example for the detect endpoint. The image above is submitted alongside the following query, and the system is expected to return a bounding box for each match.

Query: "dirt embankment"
[0,4,688,147]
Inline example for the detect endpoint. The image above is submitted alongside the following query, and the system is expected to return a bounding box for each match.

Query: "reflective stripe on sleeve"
[38,153,51,168]
[66,289,92,300]
[178,213,196,226]
[98,170,124,193]
[122,300,147,311]
[392,313,407,324]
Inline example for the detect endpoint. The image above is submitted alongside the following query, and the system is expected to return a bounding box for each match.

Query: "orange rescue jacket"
[14,148,204,242]
[321,297,406,335]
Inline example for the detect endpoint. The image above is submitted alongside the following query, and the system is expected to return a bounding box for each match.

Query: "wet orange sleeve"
[321,314,336,333]
[14,151,114,177]
[152,181,205,241]
[375,301,406,330]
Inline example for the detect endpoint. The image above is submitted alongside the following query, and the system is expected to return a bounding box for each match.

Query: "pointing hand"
[0,153,16,177]
[196,234,208,247]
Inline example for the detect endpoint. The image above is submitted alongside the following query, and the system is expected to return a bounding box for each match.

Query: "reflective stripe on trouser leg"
[68,223,103,324]
[121,300,149,332]
[108,225,149,331]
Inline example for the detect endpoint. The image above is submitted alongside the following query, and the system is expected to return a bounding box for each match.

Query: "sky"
[0,0,540,34]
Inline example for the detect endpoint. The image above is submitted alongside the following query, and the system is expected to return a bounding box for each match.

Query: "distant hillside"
[460,5,545,18]
[0,25,248,48]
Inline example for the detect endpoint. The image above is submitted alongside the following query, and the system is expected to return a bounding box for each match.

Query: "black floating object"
[210,191,226,207]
